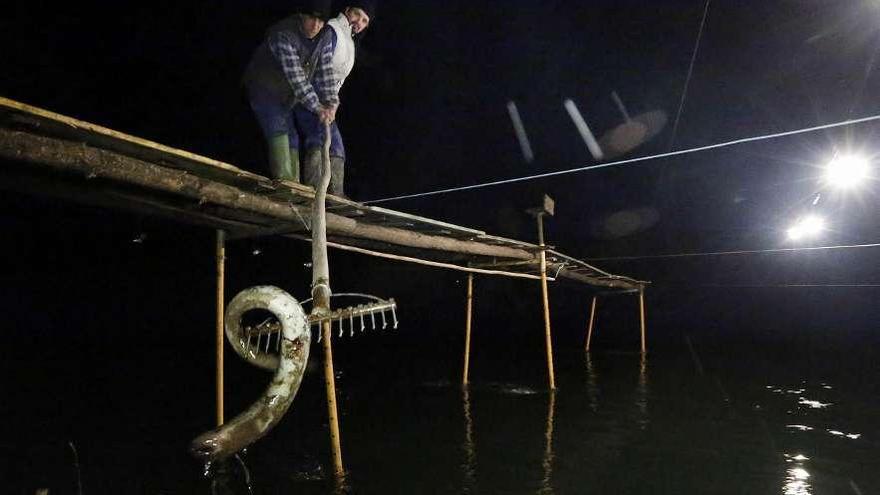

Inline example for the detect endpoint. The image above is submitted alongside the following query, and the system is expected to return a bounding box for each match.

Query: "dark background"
[1,1,880,491]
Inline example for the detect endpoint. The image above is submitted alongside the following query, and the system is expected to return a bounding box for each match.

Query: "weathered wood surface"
[0,99,647,291]
[0,129,535,260]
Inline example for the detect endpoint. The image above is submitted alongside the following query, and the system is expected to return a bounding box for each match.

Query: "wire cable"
[668,0,712,150]
[586,242,880,262]
[673,284,880,288]
[364,113,880,205]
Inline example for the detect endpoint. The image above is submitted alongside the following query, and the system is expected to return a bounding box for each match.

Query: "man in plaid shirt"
[244,0,342,186]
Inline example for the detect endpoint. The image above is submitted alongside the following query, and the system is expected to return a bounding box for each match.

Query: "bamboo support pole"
[585,295,598,352]
[463,274,474,385]
[215,229,226,427]
[537,214,556,390]
[639,289,647,354]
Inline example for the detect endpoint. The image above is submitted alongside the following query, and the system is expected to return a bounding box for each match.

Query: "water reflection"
[636,354,649,430]
[462,386,476,493]
[539,390,556,495]
[585,353,599,411]
[783,462,812,495]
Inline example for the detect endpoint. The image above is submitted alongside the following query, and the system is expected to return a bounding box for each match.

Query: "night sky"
[3,0,880,336]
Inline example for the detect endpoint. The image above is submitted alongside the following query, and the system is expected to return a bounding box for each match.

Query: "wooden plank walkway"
[0,96,647,290]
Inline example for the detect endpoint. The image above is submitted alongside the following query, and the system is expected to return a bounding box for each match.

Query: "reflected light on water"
[786,424,814,431]
[828,429,861,440]
[784,466,812,495]
[798,398,832,409]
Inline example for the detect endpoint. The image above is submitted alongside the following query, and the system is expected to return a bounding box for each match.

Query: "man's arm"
[267,31,323,113]
[313,31,340,112]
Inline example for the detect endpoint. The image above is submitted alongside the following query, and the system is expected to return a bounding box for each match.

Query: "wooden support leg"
[463,274,474,386]
[321,320,344,475]
[639,289,647,354]
[585,295,598,352]
[215,229,225,427]
[537,214,556,390]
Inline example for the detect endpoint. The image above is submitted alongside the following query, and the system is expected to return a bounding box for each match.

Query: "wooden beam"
[0,129,534,260]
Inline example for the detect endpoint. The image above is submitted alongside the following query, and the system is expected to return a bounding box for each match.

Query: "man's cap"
[346,0,376,20]
[297,0,332,20]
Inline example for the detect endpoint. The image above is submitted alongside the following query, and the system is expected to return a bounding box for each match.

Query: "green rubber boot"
[267,134,300,182]
[329,156,346,198]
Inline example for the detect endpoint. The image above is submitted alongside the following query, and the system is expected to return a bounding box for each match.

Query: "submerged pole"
[463,273,474,385]
[639,289,647,354]
[537,214,556,390]
[585,295,598,352]
[215,229,226,426]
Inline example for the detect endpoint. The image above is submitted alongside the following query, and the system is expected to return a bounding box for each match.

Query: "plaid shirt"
[268,30,339,113]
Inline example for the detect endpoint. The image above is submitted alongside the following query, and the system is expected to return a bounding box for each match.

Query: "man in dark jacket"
[243,0,340,184]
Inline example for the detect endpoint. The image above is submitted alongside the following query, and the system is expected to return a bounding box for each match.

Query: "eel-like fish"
[190,285,310,461]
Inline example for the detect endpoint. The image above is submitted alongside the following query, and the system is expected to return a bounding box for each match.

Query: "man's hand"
[317,105,337,125]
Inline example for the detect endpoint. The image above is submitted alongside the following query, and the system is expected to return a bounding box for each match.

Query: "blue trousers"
[248,85,346,159]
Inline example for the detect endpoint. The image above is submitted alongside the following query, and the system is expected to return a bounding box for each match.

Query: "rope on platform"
[294,236,555,281]
[364,113,880,204]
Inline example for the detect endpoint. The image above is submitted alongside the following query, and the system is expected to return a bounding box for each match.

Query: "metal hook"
[391,305,399,329]
[349,312,355,337]
[381,310,388,329]
[337,316,343,338]
[245,332,253,353]
[370,309,376,329]
[360,311,366,332]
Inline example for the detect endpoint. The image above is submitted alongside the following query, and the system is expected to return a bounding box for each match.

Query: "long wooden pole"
[585,295,598,351]
[537,214,556,390]
[463,274,474,385]
[639,289,647,354]
[312,124,344,476]
[215,229,225,427]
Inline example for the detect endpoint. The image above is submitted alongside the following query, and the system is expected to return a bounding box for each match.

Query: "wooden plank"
[0,128,539,262]
[0,96,273,191]
[0,97,647,291]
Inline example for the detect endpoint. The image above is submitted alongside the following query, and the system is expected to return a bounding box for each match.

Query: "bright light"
[824,155,869,188]
[787,215,825,241]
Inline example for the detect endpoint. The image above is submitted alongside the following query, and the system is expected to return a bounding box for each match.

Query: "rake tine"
[391,305,399,329]
[349,312,355,337]
[360,311,366,332]
[381,310,387,329]
[370,309,376,329]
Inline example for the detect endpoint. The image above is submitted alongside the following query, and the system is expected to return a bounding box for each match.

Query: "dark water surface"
[2,200,878,493]
[3,338,878,494]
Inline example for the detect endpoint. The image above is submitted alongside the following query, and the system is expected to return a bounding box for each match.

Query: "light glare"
[825,155,869,188]
[787,215,825,241]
